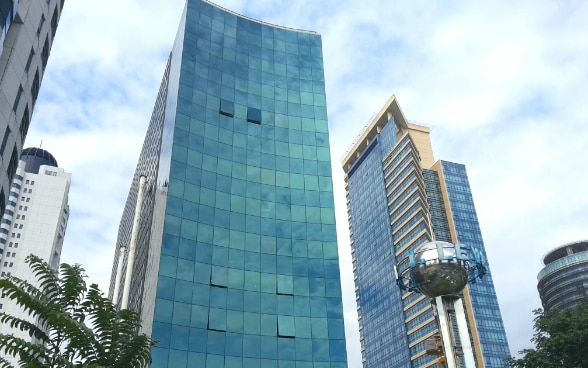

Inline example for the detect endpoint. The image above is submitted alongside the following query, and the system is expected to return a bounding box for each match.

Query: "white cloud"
[24,0,588,366]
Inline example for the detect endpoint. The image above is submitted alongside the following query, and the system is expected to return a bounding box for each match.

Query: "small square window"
[277,315,296,337]
[13,86,24,112]
[219,99,234,117]
[211,266,228,288]
[277,275,293,296]
[37,15,45,34]
[25,48,35,72]
[247,107,261,124]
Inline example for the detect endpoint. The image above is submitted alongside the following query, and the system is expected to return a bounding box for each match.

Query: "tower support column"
[435,296,458,368]
[454,297,476,368]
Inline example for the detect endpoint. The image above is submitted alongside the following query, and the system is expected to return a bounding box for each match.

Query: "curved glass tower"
[109,1,348,367]
[538,241,588,311]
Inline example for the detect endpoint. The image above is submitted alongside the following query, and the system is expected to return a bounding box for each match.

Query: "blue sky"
[27,0,588,366]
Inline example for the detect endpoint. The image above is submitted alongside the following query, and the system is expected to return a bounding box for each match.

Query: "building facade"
[108,1,348,367]
[0,147,70,366]
[342,96,510,367]
[537,240,588,311]
[0,0,65,219]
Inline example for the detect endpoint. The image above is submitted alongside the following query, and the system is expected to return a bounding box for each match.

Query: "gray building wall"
[0,0,65,218]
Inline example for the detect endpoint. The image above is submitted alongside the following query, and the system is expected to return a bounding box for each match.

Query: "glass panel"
[247,107,262,124]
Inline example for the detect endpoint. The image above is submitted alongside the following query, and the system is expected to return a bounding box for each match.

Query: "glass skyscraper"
[108,1,348,367]
[342,96,510,367]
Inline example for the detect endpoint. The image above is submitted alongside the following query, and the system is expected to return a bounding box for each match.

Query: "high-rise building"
[537,240,588,311]
[0,147,70,366]
[108,1,348,367]
[342,96,510,367]
[0,0,65,218]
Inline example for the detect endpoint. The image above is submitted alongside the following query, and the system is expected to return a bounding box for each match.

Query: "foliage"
[0,255,156,368]
[506,301,588,368]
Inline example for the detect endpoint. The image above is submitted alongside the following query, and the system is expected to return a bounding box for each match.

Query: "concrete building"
[0,147,70,366]
[342,96,510,367]
[1,0,66,219]
[108,1,348,366]
[537,240,588,311]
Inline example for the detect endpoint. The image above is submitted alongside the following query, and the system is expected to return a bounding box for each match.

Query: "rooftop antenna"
[39,139,43,148]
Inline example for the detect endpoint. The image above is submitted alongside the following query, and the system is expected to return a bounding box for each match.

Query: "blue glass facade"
[346,118,438,367]
[346,129,412,367]
[439,161,511,367]
[343,97,510,367]
[110,1,347,367]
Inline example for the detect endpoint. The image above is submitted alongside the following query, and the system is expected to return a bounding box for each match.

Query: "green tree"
[0,255,155,368]
[507,301,588,368]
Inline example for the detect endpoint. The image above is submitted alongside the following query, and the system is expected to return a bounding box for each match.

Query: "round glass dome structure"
[20,147,58,174]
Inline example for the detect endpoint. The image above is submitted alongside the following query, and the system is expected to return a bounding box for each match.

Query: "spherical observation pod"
[405,241,486,298]
[396,241,487,368]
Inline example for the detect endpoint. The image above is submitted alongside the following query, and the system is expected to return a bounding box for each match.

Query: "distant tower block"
[0,147,71,368]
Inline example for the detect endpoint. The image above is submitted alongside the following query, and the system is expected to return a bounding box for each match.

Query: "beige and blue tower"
[343,96,510,367]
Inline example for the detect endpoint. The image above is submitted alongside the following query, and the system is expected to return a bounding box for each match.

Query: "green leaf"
[507,301,588,367]
[0,253,156,367]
